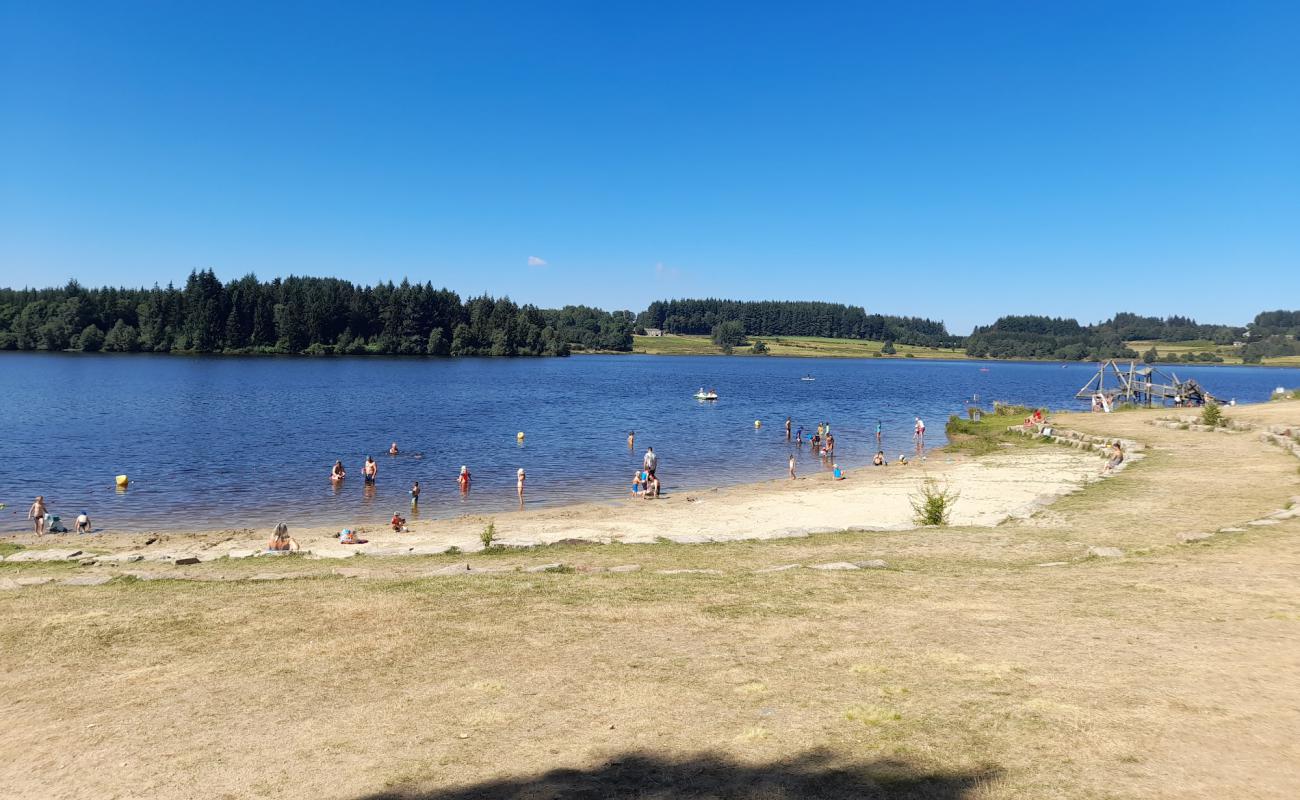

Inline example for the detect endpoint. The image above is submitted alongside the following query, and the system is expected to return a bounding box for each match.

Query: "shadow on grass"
[358,748,999,799]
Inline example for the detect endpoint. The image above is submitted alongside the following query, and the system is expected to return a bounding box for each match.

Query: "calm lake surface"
[2,353,1297,533]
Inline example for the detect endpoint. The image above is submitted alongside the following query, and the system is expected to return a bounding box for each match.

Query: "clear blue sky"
[2,1,1297,333]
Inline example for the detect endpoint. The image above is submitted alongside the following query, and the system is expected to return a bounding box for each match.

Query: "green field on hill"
[631,334,968,359]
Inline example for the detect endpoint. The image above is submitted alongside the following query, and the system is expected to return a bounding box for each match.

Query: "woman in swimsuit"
[267,523,300,552]
[331,461,346,481]
[458,466,471,494]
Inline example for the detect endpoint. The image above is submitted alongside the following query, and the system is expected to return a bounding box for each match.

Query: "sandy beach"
[3,436,1117,561]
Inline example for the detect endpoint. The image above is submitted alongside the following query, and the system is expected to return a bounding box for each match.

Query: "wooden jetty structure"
[1075,360,1218,411]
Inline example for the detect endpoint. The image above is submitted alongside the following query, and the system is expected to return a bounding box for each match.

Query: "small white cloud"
[527,256,548,267]
[654,261,680,279]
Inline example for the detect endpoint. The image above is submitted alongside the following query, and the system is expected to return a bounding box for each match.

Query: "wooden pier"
[1076,359,1217,410]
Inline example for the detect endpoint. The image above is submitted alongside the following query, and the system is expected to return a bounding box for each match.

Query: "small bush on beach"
[1200,402,1225,427]
[750,339,769,354]
[444,545,461,556]
[911,478,959,526]
[480,522,497,549]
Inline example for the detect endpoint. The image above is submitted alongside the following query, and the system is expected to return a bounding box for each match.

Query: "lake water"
[2,353,1296,533]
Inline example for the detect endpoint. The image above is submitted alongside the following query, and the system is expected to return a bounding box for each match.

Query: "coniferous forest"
[0,271,1295,362]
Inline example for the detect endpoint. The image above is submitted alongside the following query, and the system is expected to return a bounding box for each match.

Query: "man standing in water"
[28,495,47,536]
[643,446,658,480]
[363,456,378,483]
[784,417,792,441]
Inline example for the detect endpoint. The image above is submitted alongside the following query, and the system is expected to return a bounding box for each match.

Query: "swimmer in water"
[389,442,399,456]
[331,460,346,481]
[628,431,635,450]
[873,451,886,466]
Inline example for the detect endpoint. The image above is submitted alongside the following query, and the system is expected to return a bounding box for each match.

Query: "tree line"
[0,273,1294,363]
[1241,310,1300,363]
[0,272,635,356]
[638,299,956,347]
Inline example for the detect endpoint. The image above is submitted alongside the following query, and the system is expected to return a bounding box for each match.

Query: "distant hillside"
[637,299,956,348]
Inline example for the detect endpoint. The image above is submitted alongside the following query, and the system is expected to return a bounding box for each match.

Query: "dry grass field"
[3,402,1300,799]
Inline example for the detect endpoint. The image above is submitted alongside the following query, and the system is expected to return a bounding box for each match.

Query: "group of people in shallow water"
[780,416,929,481]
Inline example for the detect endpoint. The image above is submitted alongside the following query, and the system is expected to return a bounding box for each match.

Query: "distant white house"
[643,328,664,337]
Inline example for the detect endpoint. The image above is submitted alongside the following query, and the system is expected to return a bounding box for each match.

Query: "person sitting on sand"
[363,456,378,483]
[873,451,886,466]
[1102,442,1124,475]
[643,473,660,499]
[390,512,407,532]
[28,496,47,536]
[76,511,92,534]
[458,465,471,494]
[331,461,346,481]
[897,453,909,466]
[832,464,844,480]
[267,523,300,552]
[338,528,367,545]
[389,442,399,456]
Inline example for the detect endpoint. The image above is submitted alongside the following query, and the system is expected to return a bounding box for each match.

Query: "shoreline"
[2,434,1123,560]
[4,348,1298,367]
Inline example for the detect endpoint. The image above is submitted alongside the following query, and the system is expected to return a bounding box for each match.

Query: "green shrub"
[881,340,896,355]
[751,339,769,354]
[480,522,497,549]
[911,479,959,526]
[1200,402,1224,427]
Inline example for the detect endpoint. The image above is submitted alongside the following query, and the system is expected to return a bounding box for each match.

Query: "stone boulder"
[1087,546,1124,558]
[5,549,82,562]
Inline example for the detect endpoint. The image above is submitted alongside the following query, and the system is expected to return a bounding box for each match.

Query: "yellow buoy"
[754,420,761,428]
[115,474,129,488]
[516,431,525,440]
